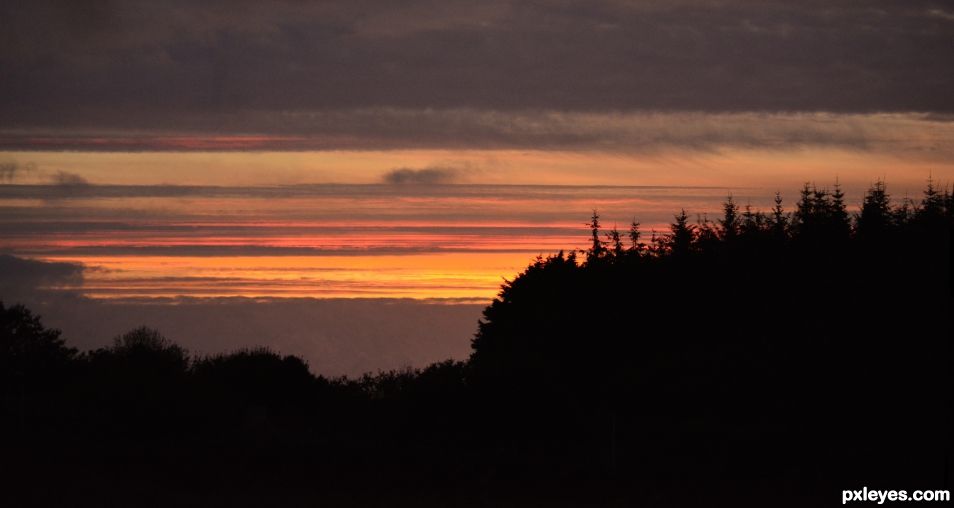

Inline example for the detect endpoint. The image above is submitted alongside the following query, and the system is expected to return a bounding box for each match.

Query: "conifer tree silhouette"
[587,210,606,262]
[628,218,643,254]
[718,195,739,241]
[830,180,851,240]
[770,191,788,241]
[666,209,695,256]
[857,180,892,239]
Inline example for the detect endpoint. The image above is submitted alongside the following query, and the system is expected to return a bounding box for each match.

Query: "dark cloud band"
[2,0,953,139]
[2,111,953,154]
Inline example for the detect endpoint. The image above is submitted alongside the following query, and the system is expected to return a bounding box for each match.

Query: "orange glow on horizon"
[3,145,952,302]
[39,253,542,301]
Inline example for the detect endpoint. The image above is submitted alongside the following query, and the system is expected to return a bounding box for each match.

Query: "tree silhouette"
[0,302,77,433]
[3,179,952,508]
[718,195,739,241]
[606,226,624,259]
[665,209,695,256]
[695,213,720,253]
[81,326,191,440]
[738,203,764,238]
[466,178,951,505]
[830,179,851,239]
[586,210,606,262]
[857,180,892,240]
[769,191,788,241]
[628,218,644,255]
[0,302,76,380]
[916,175,946,226]
[98,325,189,373]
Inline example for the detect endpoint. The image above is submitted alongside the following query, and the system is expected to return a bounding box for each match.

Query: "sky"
[2,0,953,374]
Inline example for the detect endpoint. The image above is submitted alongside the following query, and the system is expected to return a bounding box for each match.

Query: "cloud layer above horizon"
[5,1,953,376]
[3,0,954,152]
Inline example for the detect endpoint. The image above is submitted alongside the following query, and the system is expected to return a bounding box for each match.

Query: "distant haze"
[29,297,484,378]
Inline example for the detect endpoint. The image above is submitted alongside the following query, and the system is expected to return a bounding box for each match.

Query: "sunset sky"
[2,0,953,374]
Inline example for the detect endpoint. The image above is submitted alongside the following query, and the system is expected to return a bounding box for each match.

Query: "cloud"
[49,170,89,186]
[0,254,84,303]
[1,0,953,140]
[24,170,94,200]
[0,159,90,189]
[0,159,36,182]
[0,254,486,376]
[0,255,483,377]
[3,112,954,157]
[382,166,461,185]
[0,161,16,182]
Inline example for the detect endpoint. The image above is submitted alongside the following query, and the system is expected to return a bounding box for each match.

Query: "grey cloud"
[383,166,461,185]
[0,161,16,182]
[2,111,953,156]
[33,170,93,200]
[2,0,953,137]
[0,159,89,189]
[0,159,36,182]
[927,8,954,21]
[49,170,89,186]
[0,182,726,201]
[3,244,557,258]
[0,255,483,377]
[0,182,770,260]
[0,219,584,238]
[0,254,84,303]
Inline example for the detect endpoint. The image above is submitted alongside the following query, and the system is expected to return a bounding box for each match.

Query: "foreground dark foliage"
[1,180,952,507]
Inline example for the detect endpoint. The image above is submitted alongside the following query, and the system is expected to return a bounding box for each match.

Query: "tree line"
[584,178,951,262]
[1,179,951,507]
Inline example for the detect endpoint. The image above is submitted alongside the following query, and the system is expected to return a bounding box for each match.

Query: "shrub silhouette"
[190,347,327,441]
[193,347,315,407]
